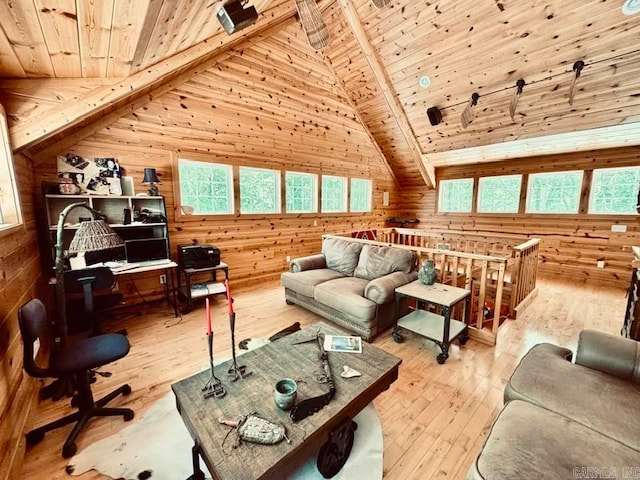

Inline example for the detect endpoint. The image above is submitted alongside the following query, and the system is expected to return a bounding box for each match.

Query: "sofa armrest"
[290,254,326,273]
[576,330,640,383]
[365,271,418,305]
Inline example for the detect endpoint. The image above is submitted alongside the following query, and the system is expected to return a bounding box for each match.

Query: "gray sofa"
[281,237,417,341]
[468,330,640,479]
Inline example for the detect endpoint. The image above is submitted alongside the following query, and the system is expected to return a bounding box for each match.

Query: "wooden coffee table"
[171,321,401,480]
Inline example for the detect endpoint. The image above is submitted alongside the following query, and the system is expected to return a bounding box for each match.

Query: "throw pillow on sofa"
[322,237,363,276]
[354,244,415,281]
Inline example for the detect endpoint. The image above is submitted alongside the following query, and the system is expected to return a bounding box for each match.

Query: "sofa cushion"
[322,238,363,276]
[505,342,640,452]
[281,269,345,298]
[353,244,414,280]
[314,277,376,322]
[468,400,640,480]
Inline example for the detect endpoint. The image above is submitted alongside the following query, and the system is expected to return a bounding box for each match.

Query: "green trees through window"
[590,166,640,214]
[286,172,317,213]
[321,175,347,213]
[178,159,233,214]
[439,178,473,212]
[350,178,372,212]
[239,167,281,214]
[478,175,522,213]
[526,171,583,214]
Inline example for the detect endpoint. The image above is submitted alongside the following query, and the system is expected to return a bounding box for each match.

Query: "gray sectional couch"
[468,330,640,479]
[280,237,417,341]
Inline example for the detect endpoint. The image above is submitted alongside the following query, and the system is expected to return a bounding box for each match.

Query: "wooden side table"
[394,280,470,364]
[177,262,229,313]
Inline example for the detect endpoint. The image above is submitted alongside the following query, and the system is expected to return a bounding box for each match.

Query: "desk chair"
[64,267,123,336]
[19,298,134,458]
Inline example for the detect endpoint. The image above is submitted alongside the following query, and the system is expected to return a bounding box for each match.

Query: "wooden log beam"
[9,0,298,153]
[336,0,435,189]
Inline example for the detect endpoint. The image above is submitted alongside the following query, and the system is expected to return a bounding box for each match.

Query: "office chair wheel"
[62,442,77,458]
[122,384,132,395]
[26,430,44,445]
[124,410,135,421]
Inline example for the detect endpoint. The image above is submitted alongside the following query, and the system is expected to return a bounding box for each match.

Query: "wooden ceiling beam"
[9,0,297,154]
[336,0,435,189]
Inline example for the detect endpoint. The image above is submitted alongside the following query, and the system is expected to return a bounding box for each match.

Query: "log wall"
[0,153,47,480]
[404,147,640,288]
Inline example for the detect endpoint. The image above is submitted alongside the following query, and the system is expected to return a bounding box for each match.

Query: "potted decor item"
[418,259,437,286]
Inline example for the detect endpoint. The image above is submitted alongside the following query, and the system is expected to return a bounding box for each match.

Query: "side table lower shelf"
[397,310,467,343]
[177,262,229,313]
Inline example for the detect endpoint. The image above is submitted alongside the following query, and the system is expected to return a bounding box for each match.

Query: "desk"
[394,281,470,364]
[171,321,401,480]
[111,261,178,317]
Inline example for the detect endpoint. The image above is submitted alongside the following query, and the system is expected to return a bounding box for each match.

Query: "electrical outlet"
[160,274,166,284]
[313,220,318,227]
[596,260,605,269]
[611,224,627,233]
[286,255,291,262]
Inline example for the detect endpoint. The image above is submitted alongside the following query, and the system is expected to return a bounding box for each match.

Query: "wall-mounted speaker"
[427,107,442,126]
[217,0,258,34]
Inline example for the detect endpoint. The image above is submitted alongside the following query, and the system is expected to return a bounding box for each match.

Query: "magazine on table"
[323,335,362,353]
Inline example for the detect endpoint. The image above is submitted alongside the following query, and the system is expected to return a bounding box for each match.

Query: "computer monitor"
[125,238,169,263]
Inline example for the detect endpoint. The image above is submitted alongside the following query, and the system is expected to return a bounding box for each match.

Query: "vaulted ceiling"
[0,0,638,187]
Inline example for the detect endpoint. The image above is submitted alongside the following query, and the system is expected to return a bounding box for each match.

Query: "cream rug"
[67,346,383,480]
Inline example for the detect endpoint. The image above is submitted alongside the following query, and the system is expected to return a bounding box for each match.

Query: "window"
[321,175,347,213]
[239,166,281,214]
[589,166,640,214]
[477,175,522,213]
[438,178,473,212]
[285,171,317,213]
[526,170,583,214]
[178,159,233,215]
[350,178,372,212]
[0,104,22,229]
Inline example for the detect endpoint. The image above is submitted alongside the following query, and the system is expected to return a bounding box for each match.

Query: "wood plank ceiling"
[0,0,638,184]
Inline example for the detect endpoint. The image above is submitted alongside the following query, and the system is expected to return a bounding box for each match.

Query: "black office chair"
[64,267,123,336]
[19,298,134,458]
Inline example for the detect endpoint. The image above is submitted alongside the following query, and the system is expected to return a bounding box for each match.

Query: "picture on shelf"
[57,153,123,195]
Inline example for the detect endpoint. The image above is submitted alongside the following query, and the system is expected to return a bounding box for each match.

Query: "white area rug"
[68,363,383,479]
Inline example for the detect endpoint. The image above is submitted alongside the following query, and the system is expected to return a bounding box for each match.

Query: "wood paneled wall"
[31,22,400,302]
[402,147,640,288]
[0,153,46,480]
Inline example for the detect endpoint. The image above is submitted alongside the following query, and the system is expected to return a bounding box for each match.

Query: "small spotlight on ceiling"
[622,0,640,14]
[419,76,432,88]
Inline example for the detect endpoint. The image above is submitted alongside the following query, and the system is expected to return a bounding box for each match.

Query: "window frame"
[0,104,23,234]
[525,170,584,214]
[321,175,348,213]
[588,165,640,215]
[175,157,235,217]
[239,165,281,215]
[349,177,372,213]
[285,171,318,214]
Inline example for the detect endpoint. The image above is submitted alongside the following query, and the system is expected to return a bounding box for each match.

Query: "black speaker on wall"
[427,107,442,126]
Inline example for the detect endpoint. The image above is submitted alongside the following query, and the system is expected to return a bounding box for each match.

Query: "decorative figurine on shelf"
[142,167,160,196]
[418,259,437,286]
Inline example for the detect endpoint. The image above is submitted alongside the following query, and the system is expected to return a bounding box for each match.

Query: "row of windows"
[178,158,372,215]
[439,166,640,215]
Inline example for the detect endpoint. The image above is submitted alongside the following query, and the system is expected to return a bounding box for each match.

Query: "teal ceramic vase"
[418,259,437,286]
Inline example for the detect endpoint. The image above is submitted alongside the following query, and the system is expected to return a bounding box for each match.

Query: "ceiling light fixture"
[622,0,640,14]
[419,76,431,88]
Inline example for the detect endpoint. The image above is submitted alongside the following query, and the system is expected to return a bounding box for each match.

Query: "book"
[323,335,362,353]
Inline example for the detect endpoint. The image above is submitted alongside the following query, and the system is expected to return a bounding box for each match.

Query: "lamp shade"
[142,168,160,184]
[68,220,124,254]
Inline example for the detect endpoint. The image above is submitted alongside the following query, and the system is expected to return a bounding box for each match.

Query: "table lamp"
[142,168,160,196]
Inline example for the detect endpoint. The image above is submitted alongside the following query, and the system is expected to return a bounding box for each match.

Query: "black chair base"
[26,382,134,458]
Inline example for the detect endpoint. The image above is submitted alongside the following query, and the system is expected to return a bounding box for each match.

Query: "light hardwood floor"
[19,277,627,479]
